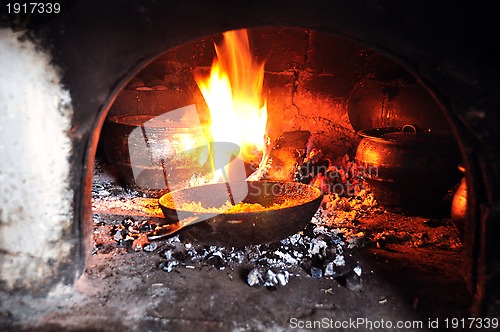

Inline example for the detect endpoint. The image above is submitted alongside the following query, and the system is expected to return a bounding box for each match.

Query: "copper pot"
[348,76,451,132]
[451,165,467,223]
[355,125,461,214]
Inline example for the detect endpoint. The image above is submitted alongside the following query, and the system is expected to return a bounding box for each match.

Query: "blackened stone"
[208,253,226,270]
[324,262,335,278]
[139,221,156,233]
[310,266,323,279]
[264,270,278,287]
[113,229,124,242]
[247,268,265,287]
[162,260,179,272]
[276,271,290,286]
[163,249,174,260]
[143,242,157,252]
[121,218,135,228]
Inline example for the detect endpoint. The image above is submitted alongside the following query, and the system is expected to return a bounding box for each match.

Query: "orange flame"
[195,29,268,181]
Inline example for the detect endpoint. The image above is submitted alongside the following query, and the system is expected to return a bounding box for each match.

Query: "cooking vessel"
[148,181,323,246]
[101,114,209,194]
[348,76,451,132]
[355,125,461,214]
[451,165,467,226]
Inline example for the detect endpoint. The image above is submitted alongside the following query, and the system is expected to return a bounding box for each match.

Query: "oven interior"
[85,27,470,329]
[2,1,499,328]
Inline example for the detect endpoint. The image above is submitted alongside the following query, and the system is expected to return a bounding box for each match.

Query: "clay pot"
[451,165,467,223]
[348,77,451,132]
[355,125,461,214]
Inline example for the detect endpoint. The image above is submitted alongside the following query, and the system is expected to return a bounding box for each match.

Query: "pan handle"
[147,215,202,241]
[401,124,419,133]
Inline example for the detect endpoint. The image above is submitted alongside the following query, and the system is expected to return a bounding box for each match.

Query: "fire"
[195,29,268,181]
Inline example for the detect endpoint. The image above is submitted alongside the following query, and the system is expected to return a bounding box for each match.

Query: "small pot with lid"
[355,125,461,214]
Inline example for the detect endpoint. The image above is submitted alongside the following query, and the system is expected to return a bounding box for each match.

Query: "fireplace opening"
[89,27,471,326]
[2,2,499,329]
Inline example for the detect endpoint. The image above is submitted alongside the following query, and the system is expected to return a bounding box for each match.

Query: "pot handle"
[402,124,419,134]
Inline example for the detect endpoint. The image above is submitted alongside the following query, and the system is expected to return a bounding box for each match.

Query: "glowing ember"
[195,29,268,181]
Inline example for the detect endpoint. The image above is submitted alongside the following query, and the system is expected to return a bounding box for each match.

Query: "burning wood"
[195,29,270,182]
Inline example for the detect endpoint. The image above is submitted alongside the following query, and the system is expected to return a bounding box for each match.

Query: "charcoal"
[163,249,174,260]
[263,257,281,267]
[280,238,291,246]
[207,252,226,270]
[333,255,345,266]
[324,262,335,277]
[247,268,290,288]
[291,250,304,260]
[162,260,179,272]
[264,270,278,287]
[113,229,125,242]
[295,155,330,184]
[289,233,302,246]
[230,251,245,264]
[310,266,323,279]
[276,271,290,286]
[122,218,135,229]
[143,242,157,252]
[274,250,299,265]
[314,233,334,246]
[247,268,265,287]
[166,235,181,244]
[262,241,281,251]
[353,265,362,277]
[311,253,324,267]
[329,255,360,280]
[190,245,207,257]
[256,257,270,266]
[309,238,328,255]
[186,249,198,258]
[139,220,156,233]
[302,223,316,238]
[300,258,312,275]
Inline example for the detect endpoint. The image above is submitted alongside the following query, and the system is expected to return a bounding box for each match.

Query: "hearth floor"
[0,159,472,331]
[0,241,471,332]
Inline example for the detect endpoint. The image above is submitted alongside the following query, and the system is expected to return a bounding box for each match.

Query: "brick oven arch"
[18,0,498,316]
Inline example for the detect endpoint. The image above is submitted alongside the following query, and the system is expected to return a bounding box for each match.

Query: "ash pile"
[110,216,362,291]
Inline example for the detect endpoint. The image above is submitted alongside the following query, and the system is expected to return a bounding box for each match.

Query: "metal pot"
[451,165,467,223]
[355,125,461,214]
[101,114,210,195]
[348,76,451,132]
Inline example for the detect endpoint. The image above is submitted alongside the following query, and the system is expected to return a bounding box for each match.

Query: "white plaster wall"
[0,29,74,290]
